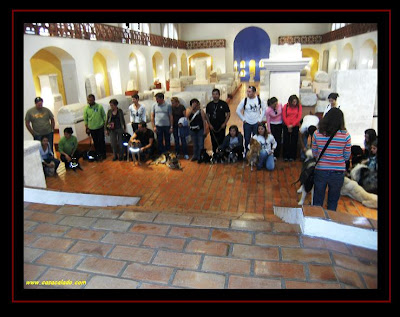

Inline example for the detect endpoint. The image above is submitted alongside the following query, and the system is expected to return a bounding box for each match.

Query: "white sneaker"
[184,155,189,160]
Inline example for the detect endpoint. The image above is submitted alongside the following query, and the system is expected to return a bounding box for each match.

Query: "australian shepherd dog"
[295,149,316,205]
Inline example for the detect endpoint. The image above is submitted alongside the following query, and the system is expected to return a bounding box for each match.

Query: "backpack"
[243,96,261,110]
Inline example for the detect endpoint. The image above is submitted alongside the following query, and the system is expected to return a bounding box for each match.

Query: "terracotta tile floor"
[23,203,378,290]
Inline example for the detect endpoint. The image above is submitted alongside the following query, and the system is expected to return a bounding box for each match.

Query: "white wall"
[23,34,186,140]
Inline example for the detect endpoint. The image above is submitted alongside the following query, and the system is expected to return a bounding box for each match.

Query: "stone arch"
[188,52,212,77]
[358,39,377,69]
[94,47,122,97]
[169,52,178,79]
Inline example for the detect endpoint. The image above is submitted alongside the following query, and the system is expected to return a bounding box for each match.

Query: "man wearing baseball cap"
[25,97,55,151]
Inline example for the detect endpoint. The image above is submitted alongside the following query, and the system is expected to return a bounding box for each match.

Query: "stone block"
[318,89,333,100]
[300,93,318,106]
[314,71,329,83]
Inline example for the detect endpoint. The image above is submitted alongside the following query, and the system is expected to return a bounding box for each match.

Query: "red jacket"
[282,103,302,127]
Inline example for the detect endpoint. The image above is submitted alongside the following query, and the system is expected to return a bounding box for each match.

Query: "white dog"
[341,176,378,209]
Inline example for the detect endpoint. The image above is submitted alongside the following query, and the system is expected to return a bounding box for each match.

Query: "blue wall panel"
[234,27,271,82]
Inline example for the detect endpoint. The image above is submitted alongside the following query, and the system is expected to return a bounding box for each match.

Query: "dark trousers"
[189,128,204,159]
[283,125,299,160]
[60,150,82,168]
[90,127,106,158]
[173,125,188,156]
[156,125,171,154]
[43,157,60,171]
[210,126,226,153]
[110,128,124,158]
[270,123,282,159]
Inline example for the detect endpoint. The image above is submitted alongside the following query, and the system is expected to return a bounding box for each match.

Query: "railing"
[23,22,188,49]
[278,23,377,45]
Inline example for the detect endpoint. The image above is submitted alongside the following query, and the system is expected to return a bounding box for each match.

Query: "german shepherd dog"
[151,151,183,170]
[246,138,261,171]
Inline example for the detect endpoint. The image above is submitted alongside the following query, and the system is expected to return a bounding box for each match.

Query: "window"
[331,23,351,31]
[163,23,178,40]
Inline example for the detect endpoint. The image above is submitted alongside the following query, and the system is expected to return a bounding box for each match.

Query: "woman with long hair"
[265,97,283,160]
[218,125,244,161]
[253,123,277,171]
[282,94,302,161]
[311,108,351,211]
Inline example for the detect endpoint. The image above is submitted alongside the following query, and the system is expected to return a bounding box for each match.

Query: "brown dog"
[246,138,261,171]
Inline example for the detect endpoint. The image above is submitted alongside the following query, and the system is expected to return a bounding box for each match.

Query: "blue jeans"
[257,150,275,171]
[173,125,188,156]
[156,126,171,154]
[300,132,309,160]
[243,122,258,155]
[189,128,204,159]
[312,169,345,211]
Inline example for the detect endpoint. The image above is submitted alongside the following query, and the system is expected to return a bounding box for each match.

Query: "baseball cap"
[34,97,43,103]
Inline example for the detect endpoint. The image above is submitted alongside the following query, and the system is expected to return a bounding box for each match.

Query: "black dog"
[211,148,225,164]
[198,149,213,164]
[67,157,83,172]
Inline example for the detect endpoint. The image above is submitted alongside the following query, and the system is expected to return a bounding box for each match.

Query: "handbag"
[301,130,338,192]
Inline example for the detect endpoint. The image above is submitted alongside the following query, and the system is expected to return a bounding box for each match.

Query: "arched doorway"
[188,52,212,77]
[30,46,78,128]
[233,27,270,82]
[358,39,377,69]
[93,48,122,97]
[128,52,139,91]
[341,43,354,70]
[152,51,165,88]
[169,52,178,79]
[181,53,188,76]
[302,48,319,81]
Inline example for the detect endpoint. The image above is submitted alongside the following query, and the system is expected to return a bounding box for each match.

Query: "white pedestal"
[269,72,301,106]
[261,44,311,105]
[24,141,46,189]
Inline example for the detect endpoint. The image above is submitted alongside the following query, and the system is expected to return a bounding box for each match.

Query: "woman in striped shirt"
[312,108,351,211]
